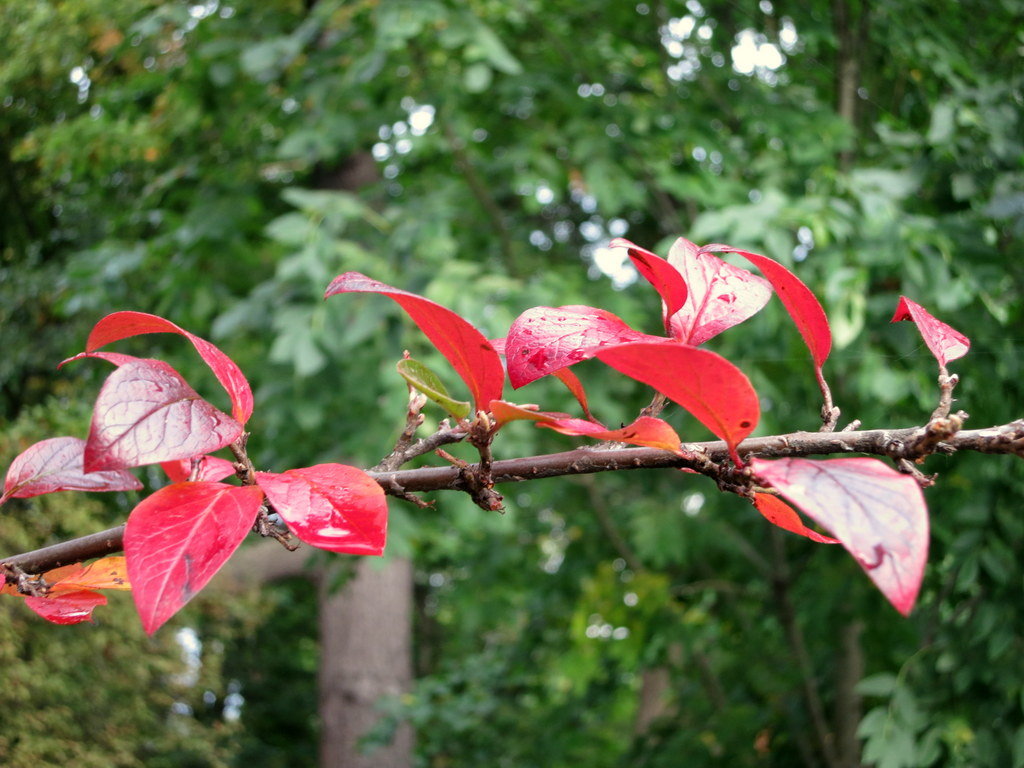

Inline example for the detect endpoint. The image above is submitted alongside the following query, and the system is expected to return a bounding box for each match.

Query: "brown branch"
[4,421,1024,573]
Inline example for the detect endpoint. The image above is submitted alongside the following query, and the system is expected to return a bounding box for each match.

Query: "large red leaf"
[255,464,388,555]
[753,493,838,544]
[663,237,773,345]
[324,273,504,410]
[23,590,108,625]
[1,436,142,504]
[86,311,254,424]
[609,238,689,329]
[505,305,661,388]
[125,482,264,634]
[160,455,237,483]
[704,245,831,369]
[891,296,970,367]
[85,359,242,472]
[596,342,759,464]
[750,457,928,615]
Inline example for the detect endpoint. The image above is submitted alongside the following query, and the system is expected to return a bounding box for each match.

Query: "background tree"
[2,1,1022,767]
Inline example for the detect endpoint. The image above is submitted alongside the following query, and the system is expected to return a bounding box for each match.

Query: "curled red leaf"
[85,359,242,472]
[505,305,661,388]
[704,245,831,369]
[255,464,388,555]
[325,272,504,410]
[596,342,759,464]
[891,296,970,367]
[750,457,928,616]
[85,311,254,424]
[609,238,689,329]
[2,436,142,504]
[753,493,838,544]
[125,482,264,634]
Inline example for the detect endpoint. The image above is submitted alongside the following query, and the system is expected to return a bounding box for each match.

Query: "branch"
[3,421,1024,573]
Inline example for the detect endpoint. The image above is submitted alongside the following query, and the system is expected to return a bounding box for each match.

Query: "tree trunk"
[318,556,414,768]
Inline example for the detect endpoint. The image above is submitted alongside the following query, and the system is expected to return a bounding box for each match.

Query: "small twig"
[230,433,258,485]
[251,502,301,551]
[931,365,959,421]
[816,368,841,432]
[639,392,668,420]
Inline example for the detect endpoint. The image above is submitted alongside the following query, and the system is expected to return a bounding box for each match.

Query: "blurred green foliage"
[1,0,1022,766]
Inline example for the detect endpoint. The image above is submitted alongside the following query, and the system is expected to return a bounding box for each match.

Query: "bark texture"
[318,556,414,768]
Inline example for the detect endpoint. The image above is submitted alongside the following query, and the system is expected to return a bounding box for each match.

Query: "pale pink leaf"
[85,359,242,472]
[505,305,662,388]
[2,436,142,503]
[664,237,773,345]
[891,296,970,367]
[750,457,928,615]
[86,311,254,424]
[255,464,388,555]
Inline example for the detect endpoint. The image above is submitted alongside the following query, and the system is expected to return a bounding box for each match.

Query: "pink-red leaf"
[750,457,928,615]
[86,311,254,424]
[125,482,264,634]
[324,273,504,410]
[2,436,142,504]
[160,455,237,483]
[85,359,242,472]
[610,238,689,329]
[891,296,970,367]
[24,590,107,625]
[255,464,387,555]
[505,305,661,388]
[753,493,838,544]
[705,245,831,369]
[59,350,141,369]
[596,342,759,463]
[664,237,773,345]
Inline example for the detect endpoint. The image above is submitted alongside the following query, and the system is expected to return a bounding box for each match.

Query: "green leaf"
[397,358,471,419]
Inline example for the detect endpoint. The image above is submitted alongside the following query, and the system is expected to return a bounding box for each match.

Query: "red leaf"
[753,493,838,544]
[125,482,264,634]
[540,415,682,452]
[596,342,759,464]
[325,273,504,410]
[750,458,928,615]
[160,455,237,483]
[86,311,254,424]
[255,464,388,555]
[505,305,661,388]
[704,245,831,369]
[663,237,772,345]
[609,238,689,329]
[552,367,594,420]
[1,436,142,504]
[85,359,242,472]
[891,296,970,367]
[24,590,107,625]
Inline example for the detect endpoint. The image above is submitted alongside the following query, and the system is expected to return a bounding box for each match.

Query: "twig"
[931,365,959,421]
[5,421,1024,573]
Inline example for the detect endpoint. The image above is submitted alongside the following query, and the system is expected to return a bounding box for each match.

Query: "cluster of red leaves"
[1,236,971,633]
